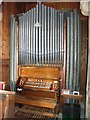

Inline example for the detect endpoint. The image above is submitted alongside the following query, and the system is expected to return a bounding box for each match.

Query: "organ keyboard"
[16,66,61,116]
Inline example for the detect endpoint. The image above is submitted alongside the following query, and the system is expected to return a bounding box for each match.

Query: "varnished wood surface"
[0,90,15,119]
[15,94,56,109]
[2,2,25,89]
[61,93,82,99]
[17,66,60,111]
[25,2,80,11]
[19,66,60,80]
[21,88,58,99]
[16,94,56,102]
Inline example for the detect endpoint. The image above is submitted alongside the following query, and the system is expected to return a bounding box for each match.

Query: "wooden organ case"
[13,3,65,118]
[15,66,62,117]
[10,3,81,118]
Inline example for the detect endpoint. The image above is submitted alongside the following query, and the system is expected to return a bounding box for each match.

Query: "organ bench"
[15,66,62,117]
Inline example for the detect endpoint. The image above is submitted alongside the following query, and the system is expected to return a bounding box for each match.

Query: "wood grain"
[19,66,60,80]
[15,94,56,109]
[0,90,15,119]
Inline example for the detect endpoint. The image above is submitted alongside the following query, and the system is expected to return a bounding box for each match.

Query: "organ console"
[15,66,62,116]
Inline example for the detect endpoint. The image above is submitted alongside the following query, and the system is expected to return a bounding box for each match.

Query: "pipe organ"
[10,2,81,117]
[18,4,64,66]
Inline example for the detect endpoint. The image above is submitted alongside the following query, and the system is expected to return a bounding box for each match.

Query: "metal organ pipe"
[39,3,42,65]
[31,9,34,64]
[22,14,25,64]
[10,16,17,91]
[25,13,28,64]
[22,14,24,64]
[52,9,55,64]
[24,13,26,63]
[26,12,29,64]
[50,8,53,65]
[33,8,36,65]
[44,6,47,64]
[13,21,17,89]
[66,16,70,89]
[28,11,31,64]
[73,9,78,90]
[69,12,74,91]
[47,7,50,65]
[10,16,14,91]
[27,11,30,64]
[32,9,34,65]
[55,10,57,64]
[18,4,64,67]
[59,13,62,65]
[57,12,59,65]
[61,13,64,65]
[66,10,81,92]
[24,12,26,64]
[77,14,81,91]
[41,5,44,64]
[19,16,21,64]
[21,16,22,64]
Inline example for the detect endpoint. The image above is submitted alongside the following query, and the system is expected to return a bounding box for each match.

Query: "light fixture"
[34,0,42,27]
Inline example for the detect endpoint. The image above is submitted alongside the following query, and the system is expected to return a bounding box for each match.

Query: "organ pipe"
[66,10,81,91]
[10,3,81,93]
[10,16,17,91]
[77,13,81,91]
[18,4,64,66]
[66,16,70,89]
[73,9,78,90]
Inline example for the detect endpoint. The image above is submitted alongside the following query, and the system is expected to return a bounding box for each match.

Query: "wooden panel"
[2,2,26,59]
[2,2,26,87]
[25,2,80,11]
[0,90,15,119]
[15,94,56,109]
[80,19,88,101]
[22,89,57,99]
[2,59,10,90]
[19,66,60,80]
